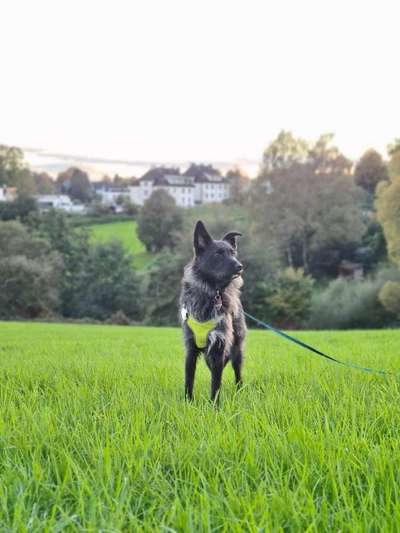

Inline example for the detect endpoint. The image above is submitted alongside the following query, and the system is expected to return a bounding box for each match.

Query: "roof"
[140,167,180,182]
[139,171,229,186]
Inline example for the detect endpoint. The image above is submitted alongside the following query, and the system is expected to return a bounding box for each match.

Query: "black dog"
[180,220,247,402]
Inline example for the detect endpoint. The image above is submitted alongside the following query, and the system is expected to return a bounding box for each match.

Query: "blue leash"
[244,311,390,376]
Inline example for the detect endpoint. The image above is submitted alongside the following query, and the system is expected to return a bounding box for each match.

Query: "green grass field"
[88,220,156,270]
[0,322,399,531]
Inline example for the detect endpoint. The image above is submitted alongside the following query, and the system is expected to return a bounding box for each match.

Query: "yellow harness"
[182,290,222,349]
[186,315,218,349]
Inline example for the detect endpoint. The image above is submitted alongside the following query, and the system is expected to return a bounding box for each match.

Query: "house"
[128,167,231,208]
[129,174,196,207]
[35,194,86,214]
[94,185,131,206]
[0,186,17,202]
[338,260,364,281]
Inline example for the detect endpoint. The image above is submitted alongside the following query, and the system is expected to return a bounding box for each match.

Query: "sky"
[1,0,399,177]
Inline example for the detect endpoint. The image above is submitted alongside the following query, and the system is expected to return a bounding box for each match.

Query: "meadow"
[88,220,156,270]
[0,322,399,532]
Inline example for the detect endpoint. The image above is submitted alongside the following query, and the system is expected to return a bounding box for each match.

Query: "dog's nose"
[235,263,243,273]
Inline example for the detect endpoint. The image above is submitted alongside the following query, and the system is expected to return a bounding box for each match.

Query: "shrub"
[0,221,62,319]
[308,266,400,329]
[69,240,143,321]
[106,310,132,325]
[265,268,314,328]
[379,281,400,316]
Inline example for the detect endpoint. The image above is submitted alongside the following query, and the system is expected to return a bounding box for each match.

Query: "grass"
[88,220,157,270]
[0,322,399,531]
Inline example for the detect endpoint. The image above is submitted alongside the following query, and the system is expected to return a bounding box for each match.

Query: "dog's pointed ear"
[222,231,242,250]
[194,220,212,255]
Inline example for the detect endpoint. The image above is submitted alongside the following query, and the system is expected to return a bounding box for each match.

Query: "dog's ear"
[222,231,242,250]
[194,220,212,255]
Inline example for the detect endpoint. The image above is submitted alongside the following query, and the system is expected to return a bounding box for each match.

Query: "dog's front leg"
[185,344,198,401]
[207,332,226,404]
[210,358,224,404]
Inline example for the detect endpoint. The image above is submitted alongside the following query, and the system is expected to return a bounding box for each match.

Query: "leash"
[244,311,391,376]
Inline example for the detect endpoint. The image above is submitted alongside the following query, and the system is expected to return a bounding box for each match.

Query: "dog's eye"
[215,249,224,256]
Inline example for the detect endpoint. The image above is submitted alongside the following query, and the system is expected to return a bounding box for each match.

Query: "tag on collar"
[214,290,223,312]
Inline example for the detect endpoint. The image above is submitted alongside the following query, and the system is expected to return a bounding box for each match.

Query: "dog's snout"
[235,263,243,273]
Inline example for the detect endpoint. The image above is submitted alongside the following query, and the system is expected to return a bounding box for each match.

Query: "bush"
[379,281,400,316]
[308,266,400,329]
[69,240,143,321]
[265,268,314,328]
[106,310,132,325]
[0,195,38,223]
[0,221,62,319]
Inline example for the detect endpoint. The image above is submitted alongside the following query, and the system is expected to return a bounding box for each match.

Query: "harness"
[182,289,223,349]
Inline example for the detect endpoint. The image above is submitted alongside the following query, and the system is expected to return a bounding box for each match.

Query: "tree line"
[0,133,399,328]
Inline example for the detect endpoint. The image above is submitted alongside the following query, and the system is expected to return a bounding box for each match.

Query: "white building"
[95,186,131,206]
[0,186,17,202]
[35,194,86,214]
[128,170,230,208]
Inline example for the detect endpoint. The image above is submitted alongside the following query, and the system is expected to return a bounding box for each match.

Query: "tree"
[0,221,62,318]
[0,195,38,223]
[144,250,186,325]
[225,167,251,205]
[32,172,56,194]
[376,178,400,267]
[56,167,93,203]
[307,133,352,176]
[354,149,388,195]
[376,148,400,318]
[30,209,91,317]
[260,130,309,174]
[31,209,143,320]
[138,189,183,252]
[252,135,365,277]
[0,145,36,194]
[387,139,400,178]
[70,240,143,320]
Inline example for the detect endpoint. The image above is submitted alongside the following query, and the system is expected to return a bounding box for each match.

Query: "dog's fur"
[180,220,247,402]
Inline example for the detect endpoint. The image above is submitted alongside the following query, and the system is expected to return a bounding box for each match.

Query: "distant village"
[0,164,250,214]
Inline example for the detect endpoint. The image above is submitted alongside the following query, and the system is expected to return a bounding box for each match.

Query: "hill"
[88,220,156,270]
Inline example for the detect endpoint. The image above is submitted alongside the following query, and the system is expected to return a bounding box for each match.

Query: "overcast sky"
[1,0,399,166]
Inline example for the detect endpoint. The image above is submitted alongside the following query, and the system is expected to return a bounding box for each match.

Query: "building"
[128,168,231,208]
[0,186,17,202]
[35,194,86,214]
[129,174,196,207]
[338,260,364,281]
[94,185,131,206]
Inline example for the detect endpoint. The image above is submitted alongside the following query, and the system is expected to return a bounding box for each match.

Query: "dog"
[180,220,247,402]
